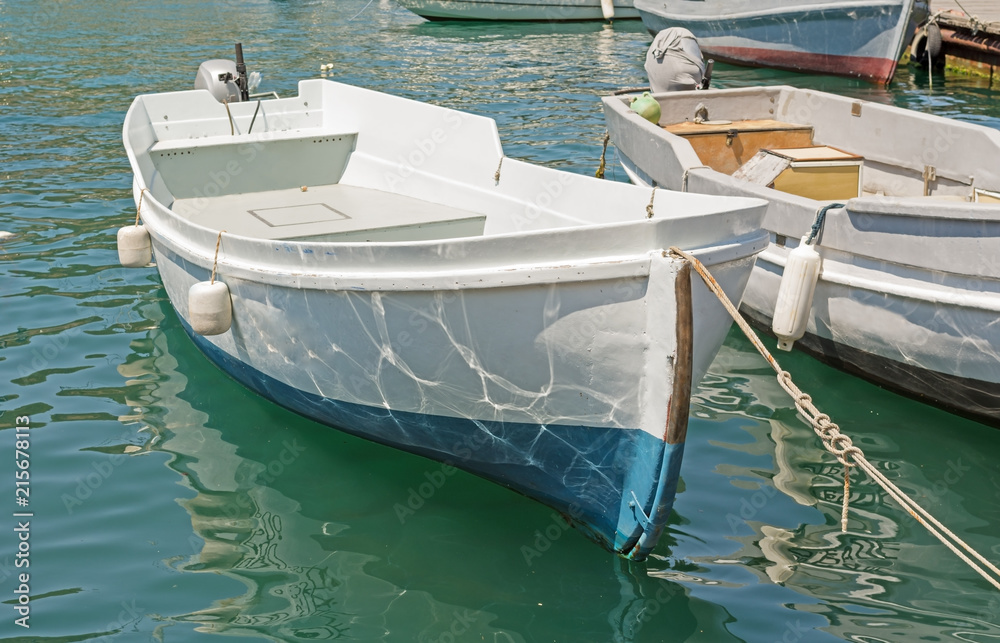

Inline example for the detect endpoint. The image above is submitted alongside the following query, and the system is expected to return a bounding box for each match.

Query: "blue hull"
[185,322,685,559]
[635,0,923,83]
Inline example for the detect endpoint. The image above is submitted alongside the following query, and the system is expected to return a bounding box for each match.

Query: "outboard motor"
[194,43,254,103]
[645,28,708,93]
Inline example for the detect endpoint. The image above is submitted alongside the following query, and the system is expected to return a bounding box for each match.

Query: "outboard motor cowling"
[194,43,254,103]
[645,28,706,93]
[194,59,243,102]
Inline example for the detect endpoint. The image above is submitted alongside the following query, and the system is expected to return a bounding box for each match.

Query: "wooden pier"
[925,0,1000,80]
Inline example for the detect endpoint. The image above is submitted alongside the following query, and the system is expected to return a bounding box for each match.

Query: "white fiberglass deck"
[170,184,487,243]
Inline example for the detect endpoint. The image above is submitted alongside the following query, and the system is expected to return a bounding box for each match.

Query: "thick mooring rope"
[668,246,1000,592]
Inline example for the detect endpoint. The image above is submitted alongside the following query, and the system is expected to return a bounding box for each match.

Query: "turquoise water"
[2,0,1000,640]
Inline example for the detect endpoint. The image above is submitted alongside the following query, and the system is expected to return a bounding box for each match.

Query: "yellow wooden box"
[664,119,814,175]
[975,188,1000,204]
[765,146,863,201]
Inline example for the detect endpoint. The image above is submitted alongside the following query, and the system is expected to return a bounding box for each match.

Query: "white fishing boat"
[633,0,929,84]
[396,0,639,22]
[120,49,768,560]
[603,85,1000,427]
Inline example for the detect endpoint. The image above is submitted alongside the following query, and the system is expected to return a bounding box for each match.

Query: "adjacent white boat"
[121,71,768,559]
[633,0,929,84]
[396,0,639,21]
[603,85,1000,426]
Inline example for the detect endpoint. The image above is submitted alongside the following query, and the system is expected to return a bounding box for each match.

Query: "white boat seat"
[150,131,359,199]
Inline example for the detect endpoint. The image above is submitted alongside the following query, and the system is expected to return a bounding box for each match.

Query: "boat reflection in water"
[683,331,1000,639]
[121,301,724,642]
[119,300,1000,640]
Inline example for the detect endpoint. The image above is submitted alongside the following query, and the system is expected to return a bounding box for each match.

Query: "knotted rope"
[806,202,845,245]
[668,246,1000,591]
[681,166,710,192]
[596,131,610,179]
[134,188,150,226]
[210,230,226,285]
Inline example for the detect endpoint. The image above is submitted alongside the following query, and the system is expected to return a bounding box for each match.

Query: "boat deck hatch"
[171,183,487,242]
[665,119,814,175]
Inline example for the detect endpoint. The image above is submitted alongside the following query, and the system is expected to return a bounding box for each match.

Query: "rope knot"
[135,188,151,226]
[596,131,610,179]
[827,434,859,464]
[837,445,864,468]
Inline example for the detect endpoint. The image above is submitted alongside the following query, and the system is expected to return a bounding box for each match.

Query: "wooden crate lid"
[664,119,811,136]
[766,145,862,162]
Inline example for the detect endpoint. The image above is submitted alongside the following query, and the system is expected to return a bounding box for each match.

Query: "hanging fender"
[772,236,822,351]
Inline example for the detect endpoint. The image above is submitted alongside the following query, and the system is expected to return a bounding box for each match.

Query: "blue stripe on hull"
[184,324,684,559]
[152,240,693,559]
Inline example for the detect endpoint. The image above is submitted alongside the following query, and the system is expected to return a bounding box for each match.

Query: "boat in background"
[603,85,1000,427]
[121,48,768,561]
[396,0,639,21]
[633,0,929,84]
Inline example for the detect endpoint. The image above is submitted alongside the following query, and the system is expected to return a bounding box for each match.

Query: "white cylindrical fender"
[772,236,821,351]
[117,225,152,268]
[188,281,233,336]
[601,0,614,20]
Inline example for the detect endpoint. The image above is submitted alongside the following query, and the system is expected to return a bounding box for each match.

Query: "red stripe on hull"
[707,47,899,84]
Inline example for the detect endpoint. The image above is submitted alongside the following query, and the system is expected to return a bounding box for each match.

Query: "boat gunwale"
[140,188,769,291]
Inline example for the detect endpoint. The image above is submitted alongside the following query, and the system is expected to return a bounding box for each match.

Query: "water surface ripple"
[1,0,999,640]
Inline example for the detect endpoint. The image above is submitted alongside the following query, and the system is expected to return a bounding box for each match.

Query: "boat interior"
[652,87,1000,204]
[148,127,489,243]
[130,80,753,250]
[129,81,764,254]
